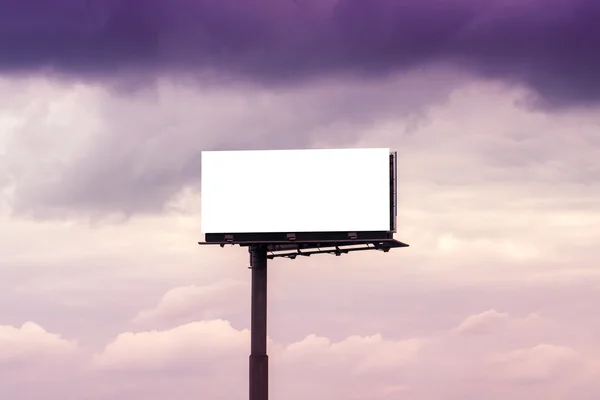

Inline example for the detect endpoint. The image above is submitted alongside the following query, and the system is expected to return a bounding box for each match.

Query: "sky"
[1,0,599,398]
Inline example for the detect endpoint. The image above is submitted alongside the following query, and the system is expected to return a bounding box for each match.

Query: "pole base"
[249,354,269,400]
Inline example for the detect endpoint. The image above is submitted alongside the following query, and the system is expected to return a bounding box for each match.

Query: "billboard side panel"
[390,151,397,233]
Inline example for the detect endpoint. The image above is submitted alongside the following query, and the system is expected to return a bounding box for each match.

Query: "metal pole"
[249,245,268,400]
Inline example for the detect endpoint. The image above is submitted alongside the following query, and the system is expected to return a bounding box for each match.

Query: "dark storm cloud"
[1,0,600,107]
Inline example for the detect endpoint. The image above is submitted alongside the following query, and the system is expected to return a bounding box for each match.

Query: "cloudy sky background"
[1,0,600,398]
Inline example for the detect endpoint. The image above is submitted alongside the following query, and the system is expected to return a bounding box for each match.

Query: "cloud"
[453,309,511,335]
[81,307,598,399]
[94,320,422,376]
[132,279,248,327]
[1,70,458,217]
[280,333,423,373]
[1,53,599,400]
[488,344,579,384]
[0,306,598,399]
[91,317,423,398]
[0,322,81,393]
[92,319,249,373]
[3,75,600,220]
[0,321,78,366]
[1,0,600,107]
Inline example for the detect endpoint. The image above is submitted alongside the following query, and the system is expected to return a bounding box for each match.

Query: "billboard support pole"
[249,245,268,400]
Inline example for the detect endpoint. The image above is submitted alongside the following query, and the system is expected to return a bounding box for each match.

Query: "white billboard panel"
[201,148,392,234]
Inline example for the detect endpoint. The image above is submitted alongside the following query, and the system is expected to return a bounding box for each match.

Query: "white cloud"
[133,279,248,327]
[488,344,579,384]
[0,306,596,399]
[453,309,511,335]
[0,322,78,364]
[280,333,423,373]
[81,308,598,398]
[91,319,249,372]
[0,321,81,394]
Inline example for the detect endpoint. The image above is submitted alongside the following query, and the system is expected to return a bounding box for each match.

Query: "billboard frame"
[202,150,399,245]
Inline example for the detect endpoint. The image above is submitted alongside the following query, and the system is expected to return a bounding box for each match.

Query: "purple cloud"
[1,0,599,107]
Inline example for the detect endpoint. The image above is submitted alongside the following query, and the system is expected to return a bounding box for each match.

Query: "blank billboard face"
[201,148,392,234]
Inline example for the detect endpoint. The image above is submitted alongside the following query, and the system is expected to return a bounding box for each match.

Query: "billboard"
[201,148,397,242]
